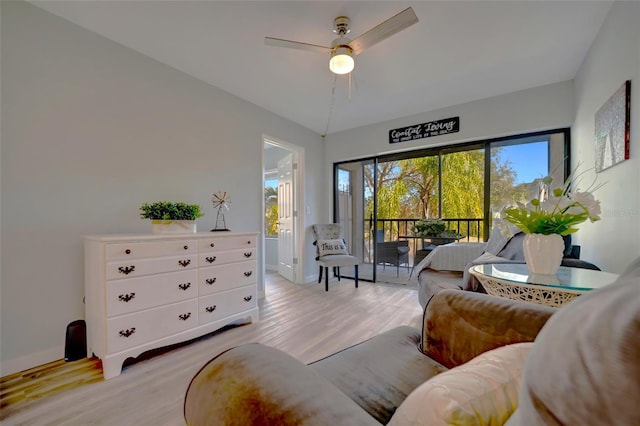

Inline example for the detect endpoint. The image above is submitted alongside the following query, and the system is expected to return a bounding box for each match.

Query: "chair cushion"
[316,254,358,267]
[389,342,534,426]
[317,239,348,257]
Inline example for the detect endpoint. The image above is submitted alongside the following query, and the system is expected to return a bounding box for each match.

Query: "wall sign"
[389,117,460,144]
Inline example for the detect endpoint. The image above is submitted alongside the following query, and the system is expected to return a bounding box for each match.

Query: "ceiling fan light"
[329,46,354,75]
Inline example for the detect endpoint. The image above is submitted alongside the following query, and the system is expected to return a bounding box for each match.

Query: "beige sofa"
[184,290,552,425]
[184,257,639,425]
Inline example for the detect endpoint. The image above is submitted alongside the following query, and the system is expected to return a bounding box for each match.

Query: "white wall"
[0,1,323,375]
[572,1,640,273]
[324,2,639,273]
[327,81,574,164]
[324,81,575,219]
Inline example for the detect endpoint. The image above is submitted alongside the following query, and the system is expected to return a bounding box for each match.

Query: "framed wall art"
[594,80,631,172]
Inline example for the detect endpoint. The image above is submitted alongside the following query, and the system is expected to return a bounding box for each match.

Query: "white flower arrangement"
[503,166,602,236]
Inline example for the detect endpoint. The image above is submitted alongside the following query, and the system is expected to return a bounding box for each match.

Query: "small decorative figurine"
[211,191,231,231]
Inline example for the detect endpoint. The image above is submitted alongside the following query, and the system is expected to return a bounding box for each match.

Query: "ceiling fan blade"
[264,37,332,55]
[348,7,418,55]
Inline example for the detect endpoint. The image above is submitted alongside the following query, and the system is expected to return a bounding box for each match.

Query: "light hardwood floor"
[1,273,422,425]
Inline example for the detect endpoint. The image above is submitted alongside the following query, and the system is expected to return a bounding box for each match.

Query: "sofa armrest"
[421,289,556,369]
[184,343,378,426]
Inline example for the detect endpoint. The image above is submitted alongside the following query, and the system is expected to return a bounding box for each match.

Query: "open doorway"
[263,136,304,285]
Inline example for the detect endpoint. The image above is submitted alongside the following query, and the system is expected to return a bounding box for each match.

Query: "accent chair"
[312,224,359,291]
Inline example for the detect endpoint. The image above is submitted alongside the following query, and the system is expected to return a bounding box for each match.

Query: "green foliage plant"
[140,201,204,221]
[503,172,601,236]
[412,219,446,236]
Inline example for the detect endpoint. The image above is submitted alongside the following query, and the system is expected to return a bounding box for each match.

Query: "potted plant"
[412,219,446,237]
[502,171,601,274]
[140,201,204,234]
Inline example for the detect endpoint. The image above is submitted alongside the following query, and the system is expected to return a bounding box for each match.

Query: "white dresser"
[84,232,259,379]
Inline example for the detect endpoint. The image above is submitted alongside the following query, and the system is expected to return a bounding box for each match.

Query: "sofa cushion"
[507,258,640,425]
[310,326,447,425]
[389,342,534,426]
[184,343,378,425]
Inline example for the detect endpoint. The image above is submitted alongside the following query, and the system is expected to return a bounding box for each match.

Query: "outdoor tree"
[264,186,278,236]
[363,148,521,238]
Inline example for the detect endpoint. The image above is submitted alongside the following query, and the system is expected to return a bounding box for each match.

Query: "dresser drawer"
[107,269,198,317]
[107,299,198,353]
[198,235,256,252]
[198,248,256,267]
[107,254,197,280]
[198,285,257,325]
[199,261,256,296]
[106,240,196,261]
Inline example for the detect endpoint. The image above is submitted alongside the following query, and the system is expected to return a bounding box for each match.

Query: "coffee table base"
[478,277,582,307]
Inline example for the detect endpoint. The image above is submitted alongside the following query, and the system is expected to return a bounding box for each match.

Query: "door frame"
[262,134,305,286]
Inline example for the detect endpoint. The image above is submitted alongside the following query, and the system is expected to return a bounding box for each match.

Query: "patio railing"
[363,218,484,265]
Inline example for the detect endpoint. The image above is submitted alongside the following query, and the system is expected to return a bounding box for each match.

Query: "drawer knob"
[243,295,253,302]
[247,240,251,244]
[178,283,191,291]
[244,252,252,258]
[206,278,217,285]
[178,259,191,267]
[118,265,135,275]
[125,249,131,255]
[118,292,135,302]
[244,271,253,277]
[119,328,136,338]
[178,313,191,321]
[205,305,217,313]
[184,245,189,250]
[206,256,217,263]
[210,243,215,248]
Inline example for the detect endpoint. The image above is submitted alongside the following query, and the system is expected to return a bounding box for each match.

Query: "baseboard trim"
[1,344,64,378]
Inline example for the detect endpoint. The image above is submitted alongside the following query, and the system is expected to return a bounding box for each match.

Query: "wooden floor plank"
[1,273,421,424]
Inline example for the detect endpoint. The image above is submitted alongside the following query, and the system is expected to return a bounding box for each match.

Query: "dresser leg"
[101,358,123,380]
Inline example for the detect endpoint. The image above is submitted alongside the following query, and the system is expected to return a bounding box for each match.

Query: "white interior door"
[277,153,295,282]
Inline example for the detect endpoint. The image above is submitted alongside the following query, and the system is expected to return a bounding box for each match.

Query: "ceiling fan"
[265,7,418,75]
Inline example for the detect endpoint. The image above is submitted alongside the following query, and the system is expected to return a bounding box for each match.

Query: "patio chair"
[376,240,410,277]
[312,224,359,291]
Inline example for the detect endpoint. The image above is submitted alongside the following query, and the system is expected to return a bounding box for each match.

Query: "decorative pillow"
[496,232,525,260]
[484,221,519,255]
[389,342,534,426]
[506,262,640,426]
[316,239,348,257]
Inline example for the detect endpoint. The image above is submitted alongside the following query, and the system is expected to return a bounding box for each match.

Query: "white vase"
[522,233,564,275]
[151,220,197,234]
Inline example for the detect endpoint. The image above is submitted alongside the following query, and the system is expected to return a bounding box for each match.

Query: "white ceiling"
[30,1,613,136]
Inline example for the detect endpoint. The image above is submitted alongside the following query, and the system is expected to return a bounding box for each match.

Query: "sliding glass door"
[335,159,374,281]
[334,128,569,284]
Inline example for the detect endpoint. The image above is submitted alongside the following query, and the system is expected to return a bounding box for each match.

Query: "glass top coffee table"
[469,263,619,307]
